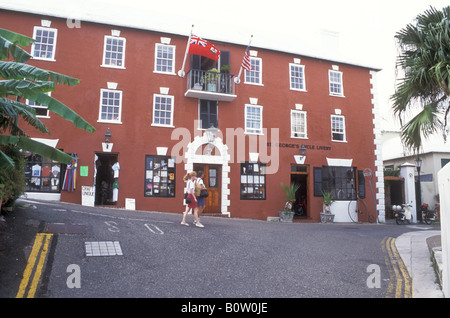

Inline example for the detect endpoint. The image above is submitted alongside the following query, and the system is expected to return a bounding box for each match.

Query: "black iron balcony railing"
[185,69,237,102]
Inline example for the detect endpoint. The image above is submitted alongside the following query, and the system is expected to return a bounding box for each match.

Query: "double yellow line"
[16,233,53,298]
[382,237,412,298]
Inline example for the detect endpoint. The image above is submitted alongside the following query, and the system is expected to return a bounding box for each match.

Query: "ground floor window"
[25,154,63,193]
[144,155,176,197]
[240,162,266,200]
[314,166,365,200]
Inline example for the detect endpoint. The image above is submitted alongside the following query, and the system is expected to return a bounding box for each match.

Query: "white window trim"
[151,94,175,128]
[197,100,219,131]
[290,109,307,139]
[26,92,51,118]
[153,43,176,75]
[101,35,126,69]
[97,88,123,124]
[289,63,306,92]
[331,114,347,142]
[328,70,344,97]
[31,26,58,62]
[244,104,264,135]
[244,57,263,86]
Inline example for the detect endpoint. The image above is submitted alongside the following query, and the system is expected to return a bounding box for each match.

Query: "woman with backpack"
[180,171,204,228]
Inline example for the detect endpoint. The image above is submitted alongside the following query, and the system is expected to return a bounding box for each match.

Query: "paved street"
[0,199,436,300]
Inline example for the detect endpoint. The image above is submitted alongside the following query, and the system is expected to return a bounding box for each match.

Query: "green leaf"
[0,149,15,170]
[0,29,33,63]
[0,28,34,48]
[0,135,73,166]
[391,5,450,151]
[0,61,80,86]
[0,80,95,133]
[0,97,49,135]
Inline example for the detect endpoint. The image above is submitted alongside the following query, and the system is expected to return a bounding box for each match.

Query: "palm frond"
[0,80,95,133]
[0,135,73,167]
[0,61,80,86]
[0,97,49,135]
[392,5,450,150]
[0,28,33,63]
[401,104,441,149]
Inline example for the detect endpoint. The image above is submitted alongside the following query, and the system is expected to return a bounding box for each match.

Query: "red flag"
[241,49,252,71]
[188,35,220,61]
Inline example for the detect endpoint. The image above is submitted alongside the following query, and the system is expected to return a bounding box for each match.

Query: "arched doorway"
[185,134,230,216]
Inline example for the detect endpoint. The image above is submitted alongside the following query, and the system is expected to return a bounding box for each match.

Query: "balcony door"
[191,51,229,71]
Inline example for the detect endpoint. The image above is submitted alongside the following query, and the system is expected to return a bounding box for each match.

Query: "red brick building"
[0,8,385,222]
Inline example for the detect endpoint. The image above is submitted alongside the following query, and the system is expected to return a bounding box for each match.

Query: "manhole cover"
[44,223,87,234]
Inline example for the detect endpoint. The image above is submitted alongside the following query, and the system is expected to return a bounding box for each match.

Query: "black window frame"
[240,161,266,200]
[314,166,365,200]
[144,155,176,198]
[199,99,218,129]
[25,153,65,193]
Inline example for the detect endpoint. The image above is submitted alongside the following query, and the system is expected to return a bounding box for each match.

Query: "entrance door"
[194,164,221,213]
[95,153,118,205]
[291,165,309,218]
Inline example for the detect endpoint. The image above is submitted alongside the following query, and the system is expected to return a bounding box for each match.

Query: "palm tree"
[0,28,95,169]
[391,6,450,151]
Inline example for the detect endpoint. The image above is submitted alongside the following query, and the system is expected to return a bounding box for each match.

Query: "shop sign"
[81,186,95,207]
[267,142,331,151]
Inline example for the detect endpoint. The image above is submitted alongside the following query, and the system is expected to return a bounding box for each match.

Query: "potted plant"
[220,64,231,73]
[204,68,220,91]
[320,190,335,223]
[279,183,300,222]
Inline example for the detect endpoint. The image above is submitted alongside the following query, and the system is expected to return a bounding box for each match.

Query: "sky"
[1,0,449,130]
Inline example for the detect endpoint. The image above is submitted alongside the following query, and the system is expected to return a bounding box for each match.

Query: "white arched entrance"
[184,134,230,217]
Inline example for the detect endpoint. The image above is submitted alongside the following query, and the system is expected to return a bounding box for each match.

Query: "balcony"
[185,69,237,102]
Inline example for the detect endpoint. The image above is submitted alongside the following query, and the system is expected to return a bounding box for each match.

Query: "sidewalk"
[395,230,444,298]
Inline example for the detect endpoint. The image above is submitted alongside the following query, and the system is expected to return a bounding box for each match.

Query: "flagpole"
[234,35,253,84]
[178,25,194,78]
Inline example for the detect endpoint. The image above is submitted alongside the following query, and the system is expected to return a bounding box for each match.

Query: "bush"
[0,145,26,207]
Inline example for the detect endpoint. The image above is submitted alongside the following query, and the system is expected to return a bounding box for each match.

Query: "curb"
[432,247,443,289]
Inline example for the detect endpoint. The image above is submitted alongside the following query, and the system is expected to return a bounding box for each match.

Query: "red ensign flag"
[188,35,220,61]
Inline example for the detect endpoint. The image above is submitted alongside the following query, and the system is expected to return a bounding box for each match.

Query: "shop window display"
[144,155,176,197]
[25,153,63,193]
[240,162,266,200]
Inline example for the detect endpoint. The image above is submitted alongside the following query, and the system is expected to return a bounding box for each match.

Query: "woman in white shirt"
[181,172,204,228]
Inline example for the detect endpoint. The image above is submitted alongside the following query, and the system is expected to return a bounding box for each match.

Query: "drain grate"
[85,241,123,257]
[44,223,87,234]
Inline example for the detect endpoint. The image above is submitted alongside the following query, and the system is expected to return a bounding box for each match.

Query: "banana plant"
[0,28,95,169]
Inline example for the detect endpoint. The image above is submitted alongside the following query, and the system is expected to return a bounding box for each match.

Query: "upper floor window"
[245,57,262,85]
[31,26,57,61]
[199,100,218,129]
[331,115,346,142]
[102,35,126,68]
[27,94,50,117]
[98,88,122,123]
[155,43,175,74]
[245,104,263,135]
[291,110,307,138]
[290,64,306,91]
[152,94,174,127]
[329,70,344,96]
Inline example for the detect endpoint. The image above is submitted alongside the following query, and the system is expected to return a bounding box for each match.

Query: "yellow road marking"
[382,236,413,298]
[16,233,53,298]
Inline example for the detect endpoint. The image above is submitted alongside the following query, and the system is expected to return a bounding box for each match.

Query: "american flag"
[241,49,252,71]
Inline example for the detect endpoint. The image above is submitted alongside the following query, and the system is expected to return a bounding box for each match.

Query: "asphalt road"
[0,198,433,301]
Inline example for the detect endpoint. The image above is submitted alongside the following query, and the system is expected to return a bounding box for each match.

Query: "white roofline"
[0,4,382,71]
